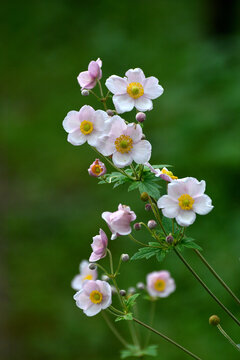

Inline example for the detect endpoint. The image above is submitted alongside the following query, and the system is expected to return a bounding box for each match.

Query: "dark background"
[1,0,240,359]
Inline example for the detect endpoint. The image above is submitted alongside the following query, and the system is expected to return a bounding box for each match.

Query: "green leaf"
[162,217,174,233]
[148,242,162,247]
[181,237,202,251]
[128,181,141,192]
[156,250,166,262]
[124,293,140,310]
[120,345,158,359]
[115,313,133,322]
[131,247,160,260]
[138,182,160,199]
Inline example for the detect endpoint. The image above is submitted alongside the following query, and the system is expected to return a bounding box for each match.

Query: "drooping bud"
[166,234,174,244]
[134,223,141,231]
[120,289,126,296]
[81,89,89,96]
[121,254,130,262]
[136,282,145,290]
[136,112,146,123]
[89,263,97,270]
[128,287,136,295]
[148,220,157,229]
[101,274,110,281]
[209,315,220,326]
[140,192,149,202]
[106,109,115,116]
[145,203,152,211]
[88,159,106,177]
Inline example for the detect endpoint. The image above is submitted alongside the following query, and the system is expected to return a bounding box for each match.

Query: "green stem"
[129,321,140,348]
[138,164,144,181]
[107,249,114,274]
[148,197,167,235]
[94,262,110,276]
[128,234,149,247]
[130,164,139,180]
[194,249,240,305]
[216,324,240,352]
[144,300,156,347]
[174,249,240,327]
[133,317,203,360]
[102,311,129,347]
[97,80,107,110]
[139,222,156,239]
[89,89,101,100]
[114,255,122,277]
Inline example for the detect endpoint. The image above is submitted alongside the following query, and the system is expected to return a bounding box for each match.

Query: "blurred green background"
[2,0,240,359]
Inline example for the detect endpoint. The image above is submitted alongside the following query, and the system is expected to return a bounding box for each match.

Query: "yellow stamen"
[162,168,178,180]
[178,194,194,210]
[83,274,93,281]
[154,279,166,292]
[80,120,93,135]
[127,82,144,99]
[89,290,103,304]
[115,135,133,154]
[91,160,103,175]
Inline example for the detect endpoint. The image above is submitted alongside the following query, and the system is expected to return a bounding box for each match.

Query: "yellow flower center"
[80,120,93,135]
[162,168,178,180]
[178,194,195,210]
[83,274,93,281]
[89,290,103,304]
[127,82,144,99]
[91,160,103,175]
[154,279,166,292]
[115,135,133,153]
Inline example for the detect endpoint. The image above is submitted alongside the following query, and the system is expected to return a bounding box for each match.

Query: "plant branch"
[102,311,129,347]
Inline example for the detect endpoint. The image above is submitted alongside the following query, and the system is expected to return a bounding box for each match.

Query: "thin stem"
[94,262,110,276]
[114,255,122,277]
[217,324,240,352]
[102,311,129,347]
[174,249,240,327]
[89,89,101,100]
[129,321,140,348]
[130,164,138,180]
[107,249,114,274]
[172,219,175,234]
[144,300,156,347]
[133,317,203,360]
[148,197,167,235]
[139,222,156,239]
[97,80,107,110]
[128,234,149,247]
[138,164,144,181]
[194,249,240,305]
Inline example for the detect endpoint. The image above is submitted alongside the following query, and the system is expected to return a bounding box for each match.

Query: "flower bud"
[136,282,145,290]
[145,203,151,211]
[101,274,109,281]
[148,220,157,229]
[136,112,146,123]
[166,234,174,244]
[81,89,89,96]
[111,286,117,294]
[140,192,149,202]
[106,109,115,116]
[141,134,146,140]
[120,289,126,296]
[88,159,106,177]
[121,254,130,262]
[128,287,136,295]
[209,315,220,326]
[134,223,141,231]
[89,263,97,270]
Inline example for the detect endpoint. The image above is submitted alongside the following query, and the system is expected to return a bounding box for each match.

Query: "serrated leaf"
[120,344,158,359]
[131,247,159,260]
[181,237,202,250]
[128,181,141,192]
[124,293,140,310]
[148,242,161,247]
[115,313,133,322]
[138,182,160,199]
[156,250,166,262]
[162,217,174,233]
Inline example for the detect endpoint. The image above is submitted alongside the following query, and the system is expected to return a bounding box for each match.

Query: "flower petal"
[84,303,102,316]
[125,123,142,143]
[131,140,152,164]
[79,105,95,122]
[143,76,164,99]
[134,97,153,112]
[176,209,196,227]
[67,130,86,146]
[157,195,179,218]
[88,61,101,78]
[77,71,96,89]
[112,151,132,168]
[105,75,127,95]
[193,194,213,215]
[63,111,80,133]
[125,68,145,83]
[83,280,100,295]
[93,110,110,131]
[87,131,101,147]
[113,94,135,114]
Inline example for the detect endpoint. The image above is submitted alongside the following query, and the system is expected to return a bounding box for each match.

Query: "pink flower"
[77,58,102,90]
[63,105,110,147]
[157,177,214,227]
[98,115,151,168]
[105,68,163,113]
[146,271,176,298]
[89,229,108,262]
[71,260,98,291]
[102,204,136,240]
[88,159,106,177]
[73,280,112,316]
[145,163,178,182]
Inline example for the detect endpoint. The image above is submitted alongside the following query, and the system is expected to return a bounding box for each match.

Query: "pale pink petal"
[79,105,95,122]
[84,304,102,316]
[77,71,96,89]
[168,181,187,199]
[186,178,206,197]
[113,94,135,114]
[83,280,100,295]
[96,58,102,68]
[125,68,145,83]
[93,110,110,131]
[99,229,108,247]
[131,140,152,164]
[89,252,101,262]
[105,75,128,95]
[71,275,83,291]
[97,137,115,156]
[108,115,127,139]
[125,123,142,143]
[134,96,153,112]
[67,130,86,146]
[176,209,196,227]
[143,76,164,99]
[158,195,179,218]
[88,61,101,78]
[63,111,80,133]
[193,194,213,215]
[74,291,92,310]
[87,131,101,147]
[112,151,132,168]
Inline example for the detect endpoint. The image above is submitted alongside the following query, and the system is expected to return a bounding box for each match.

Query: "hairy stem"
[216,324,240,352]
[102,312,129,347]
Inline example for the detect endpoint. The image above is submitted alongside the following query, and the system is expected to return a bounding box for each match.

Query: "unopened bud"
[140,192,149,202]
[141,134,146,140]
[148,220,157,229]
[89,263,97,270]
[128,287,136,295]
[121,254,130,262]
[166,234,174,244]
[209,315,220,326]
[136,112,146,123]
[81,89,89,96]
[120,289,126,296]
[145,203,151,211]
[136,282,145,290]
[134,223,141,231]
[106,109,115,116]
[101,274,109,281]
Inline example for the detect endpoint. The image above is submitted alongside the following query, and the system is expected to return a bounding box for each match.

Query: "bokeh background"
[2,0,240,359]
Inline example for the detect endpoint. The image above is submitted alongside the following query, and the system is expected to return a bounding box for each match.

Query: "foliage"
[120,344,158,358]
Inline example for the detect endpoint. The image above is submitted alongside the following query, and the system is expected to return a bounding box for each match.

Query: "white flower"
[145,163,178,182]
[146,271,176,298]
[157,177,214,227]
[105,68,163,113]
[63,105,110,147]
[71,260,98,291]
[98,115,151,168]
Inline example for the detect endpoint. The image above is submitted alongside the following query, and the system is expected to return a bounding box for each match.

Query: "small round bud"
[166,234,174,244]
[209,315,220,326]
[148,220,157,229]
[81,89,89,96]
[141,134,146,140]
[89,263,97,270]
[145,203,152,211]
[121,254,130,262]
[140,192,149,202]
[106,109,115,116]
[134,223,141,231]
[136,282,145,290]
[120,289,126,296]
[111,286,117,294]
[128,287,136,295]
[101,274,109,281]
[136,112,146,123]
